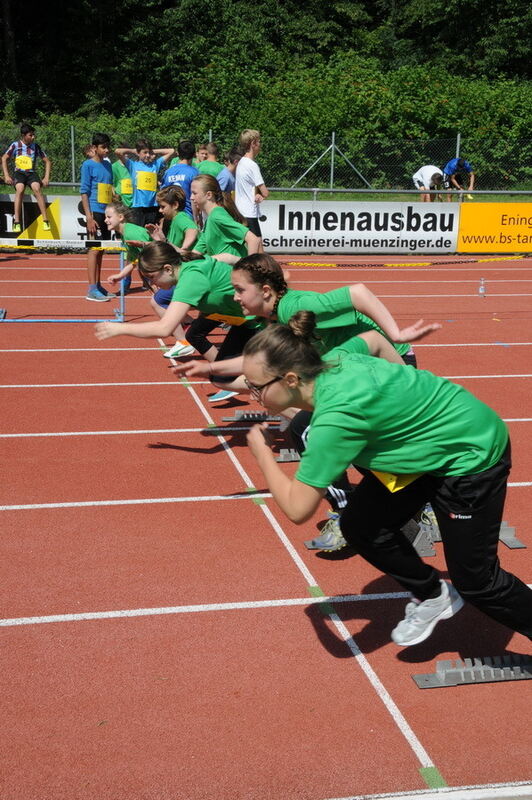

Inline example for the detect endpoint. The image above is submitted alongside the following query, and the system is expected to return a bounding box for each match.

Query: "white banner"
[1,194,459,254]
[260,200,459,254]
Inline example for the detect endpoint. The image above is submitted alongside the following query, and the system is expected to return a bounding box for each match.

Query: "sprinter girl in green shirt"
[242,312,532,647]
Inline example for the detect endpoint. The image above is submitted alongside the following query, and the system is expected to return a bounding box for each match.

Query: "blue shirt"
[216,167,235,193]
[161,162,199,216]
[80,158,113,213]
[125,156,165,208]
[443,158,473,176]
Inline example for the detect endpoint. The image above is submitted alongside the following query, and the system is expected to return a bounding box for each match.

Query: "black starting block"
[0,309,6,320]
[222,410,282,423]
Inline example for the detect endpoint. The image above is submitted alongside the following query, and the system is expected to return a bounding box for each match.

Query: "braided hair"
[233,254,288,316]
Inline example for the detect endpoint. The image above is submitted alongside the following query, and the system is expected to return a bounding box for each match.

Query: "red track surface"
[1,251,531,800]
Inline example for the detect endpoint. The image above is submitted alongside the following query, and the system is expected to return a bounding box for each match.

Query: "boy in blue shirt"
[80,132,115,302]
[442,157,475,200]
[216,148,242,194]
[115,139,174,228]
[1,123,52,233]
[161,140,198,218]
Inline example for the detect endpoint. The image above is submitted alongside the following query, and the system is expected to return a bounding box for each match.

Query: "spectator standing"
[235,129,269,252]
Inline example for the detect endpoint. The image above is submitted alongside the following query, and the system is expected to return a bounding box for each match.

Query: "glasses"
[244,375,283,400]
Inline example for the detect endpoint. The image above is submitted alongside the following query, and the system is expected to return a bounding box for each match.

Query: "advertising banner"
[457,202,532,253]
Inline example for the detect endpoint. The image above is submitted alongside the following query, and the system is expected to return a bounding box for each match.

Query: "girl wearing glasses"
[243,311,532,648]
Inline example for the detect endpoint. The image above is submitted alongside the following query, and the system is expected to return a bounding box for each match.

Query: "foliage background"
[1,1,531,188]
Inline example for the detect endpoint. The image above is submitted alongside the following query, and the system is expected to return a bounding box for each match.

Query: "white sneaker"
[304,512,348,551]
[163,340,195,358]
[391,580,464,647]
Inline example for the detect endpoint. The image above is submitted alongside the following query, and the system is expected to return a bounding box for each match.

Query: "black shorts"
[245,217,262,238]
[92,211,112,240]
[13,170,41,187]
[211,324,259,384]
[132,206,160,228]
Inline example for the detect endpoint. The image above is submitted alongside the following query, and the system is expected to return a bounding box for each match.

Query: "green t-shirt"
[112,161,133,207]
[295,340,508,489]
[194,206,248,257]
[276,287,410,357]
[198,160,224,177]
[122,222,151,263]
[167,211,198,248]
[171,256,252,325]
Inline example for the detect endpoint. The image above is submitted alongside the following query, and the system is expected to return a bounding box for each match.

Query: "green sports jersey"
[122,222,151,263]
[112,161,133,207]
[276,287,410,357]
[194,206,248,257]
[167,211,198,248]
[171,256,254,325]
[295,342,508,489]
[198,160,224,177]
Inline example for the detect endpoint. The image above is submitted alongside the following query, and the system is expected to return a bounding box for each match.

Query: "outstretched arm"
[247,423,325,523]
[95,300,191,340]
[349,282,441,342]
[357,331,405,364]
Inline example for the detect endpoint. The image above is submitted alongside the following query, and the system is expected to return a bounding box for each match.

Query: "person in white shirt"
[412,165,443,202]
[235,129,269,251]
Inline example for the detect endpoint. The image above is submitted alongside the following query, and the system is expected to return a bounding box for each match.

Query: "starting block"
[413,654,532,689]
[0,309,6,320]
[222,410,282,423]
[275,448,301,463]
[499,520,527,549]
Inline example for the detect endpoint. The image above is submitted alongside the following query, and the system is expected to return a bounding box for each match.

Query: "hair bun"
[288,310,317,340]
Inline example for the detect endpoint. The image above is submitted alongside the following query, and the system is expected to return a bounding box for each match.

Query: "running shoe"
[304,511,348,551]
[42,221,51,231]
[163,340,195,358]
[12,222,21,233]
[207,389,238,402]
[391,580,464,647]
[85,288,111,302]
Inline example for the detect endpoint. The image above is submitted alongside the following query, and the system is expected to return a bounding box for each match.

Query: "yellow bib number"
[136,171,157,191]
[120,178,133,195]
[97,182,113,204]
[370,470,422,493]
[15,155,33,170]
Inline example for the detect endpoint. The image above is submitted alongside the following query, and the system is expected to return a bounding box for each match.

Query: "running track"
[1,250,531,800]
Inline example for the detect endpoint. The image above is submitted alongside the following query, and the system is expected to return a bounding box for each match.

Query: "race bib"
[370,470,422,493]
[97,182,113,204]
[15,155,33,170]
[136,171,157,191]
[120,178,133,195]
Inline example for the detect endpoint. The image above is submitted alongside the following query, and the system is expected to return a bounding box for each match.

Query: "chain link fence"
[1,122,531,193]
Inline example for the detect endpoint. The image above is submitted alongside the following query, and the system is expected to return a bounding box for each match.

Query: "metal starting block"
[499,520,527,549]
[275,448,301,463]
[222,410,282,423]
[413,654,532,689]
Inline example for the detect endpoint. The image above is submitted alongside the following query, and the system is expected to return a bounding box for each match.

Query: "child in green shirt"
[243,314,532,647]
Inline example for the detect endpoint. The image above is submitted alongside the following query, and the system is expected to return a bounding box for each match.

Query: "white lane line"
[2,374,532,388]
[0,426,250,438]
[2,342,532,353]
[327,780,532,800]
[0,592,411,628]
[1,418,530,439]
[0,493,272,512]
[2,481,530,511]
[3,292,532,299]
[0,347,164,352]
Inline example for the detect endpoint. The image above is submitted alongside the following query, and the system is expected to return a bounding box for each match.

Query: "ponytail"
[243,311,326,381]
